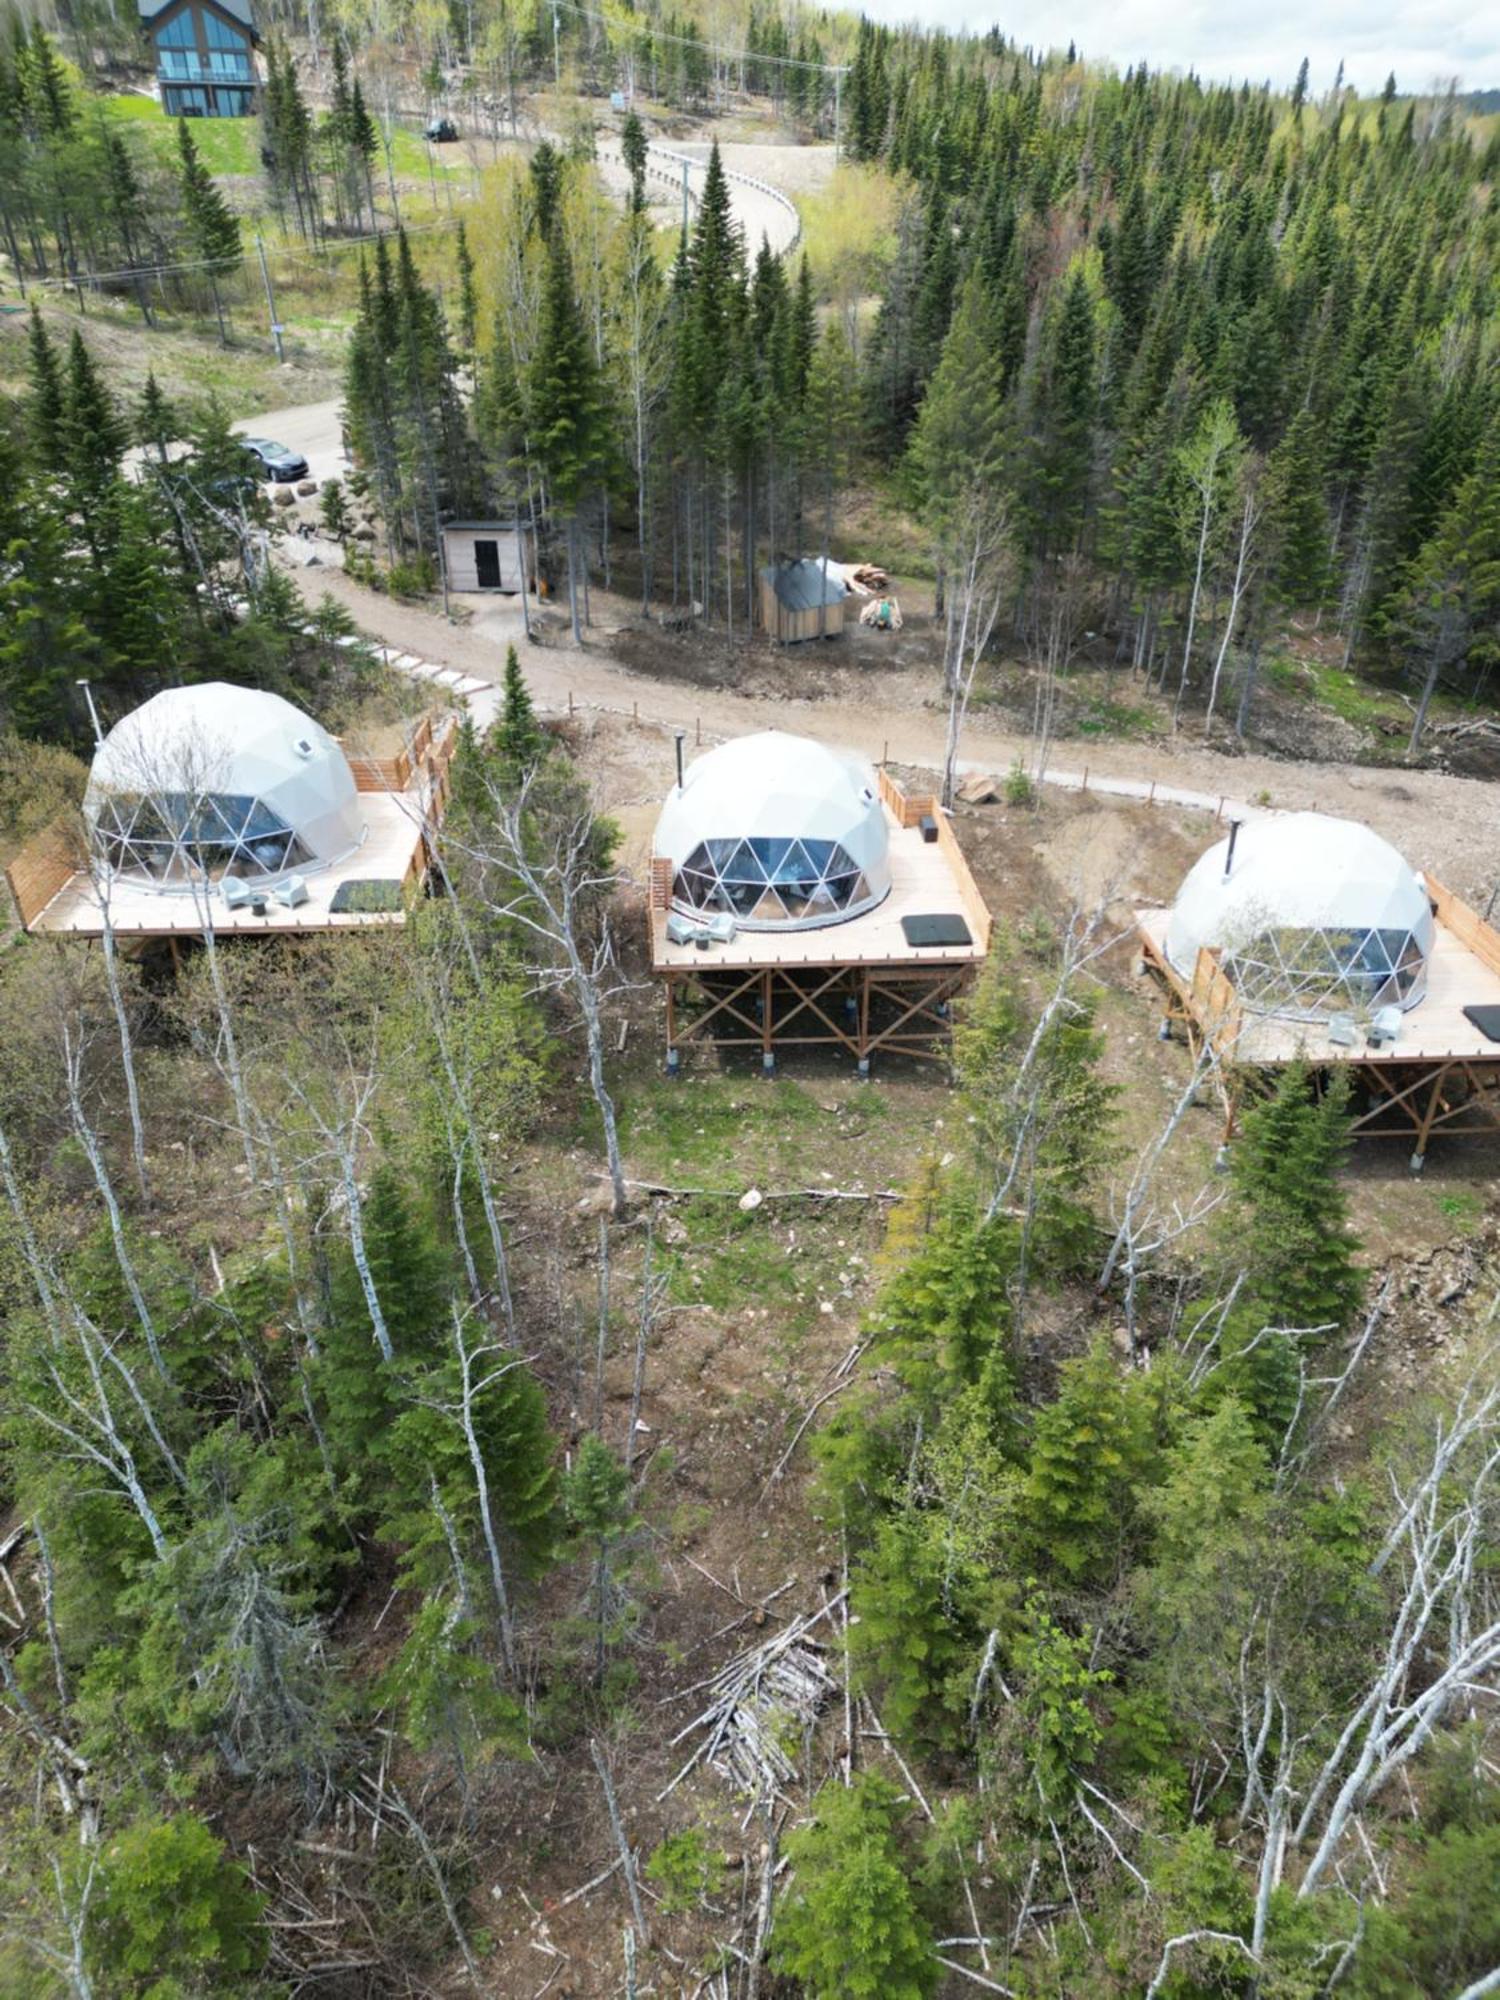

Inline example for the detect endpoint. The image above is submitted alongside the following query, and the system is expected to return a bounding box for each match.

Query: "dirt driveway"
[287,560,1500,906]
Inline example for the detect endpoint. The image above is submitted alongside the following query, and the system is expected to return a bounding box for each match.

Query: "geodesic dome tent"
[654,732,891,930]
[1165,811,1435,1021]
[85,683,366,891]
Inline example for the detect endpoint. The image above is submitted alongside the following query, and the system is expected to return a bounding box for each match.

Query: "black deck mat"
[901,913,972,948]
[330,878,404,915]
[1462,1004,1500,1043]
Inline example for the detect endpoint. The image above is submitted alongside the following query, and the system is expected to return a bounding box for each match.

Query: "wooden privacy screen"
[5,823,79,929]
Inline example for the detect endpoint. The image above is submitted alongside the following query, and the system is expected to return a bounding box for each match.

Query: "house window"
[157,11,197,44]
[208,49,251,76]
[202,11,248,48]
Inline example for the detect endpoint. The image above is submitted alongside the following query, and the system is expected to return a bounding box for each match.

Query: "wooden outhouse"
[440,522,534,594]
[760,559,847,643]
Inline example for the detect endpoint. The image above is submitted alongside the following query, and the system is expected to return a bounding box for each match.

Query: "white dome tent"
[1165,811,1435,1021]
[85,683,367,892]
[654,732,892,931]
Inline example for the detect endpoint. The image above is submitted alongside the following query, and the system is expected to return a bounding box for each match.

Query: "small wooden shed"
[441,521,533,594]
[760,559,847,644]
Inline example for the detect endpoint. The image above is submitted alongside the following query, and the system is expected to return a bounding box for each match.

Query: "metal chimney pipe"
[674,730,686,790]
[1224,818,1243,880]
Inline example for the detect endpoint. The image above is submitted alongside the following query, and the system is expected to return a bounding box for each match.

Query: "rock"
[352,523,376,541]
[271,485,296,507]
[738,1186,763,1211]
[575,1183,616,1217]
[957,770,1002,804]
[296,479,318,496]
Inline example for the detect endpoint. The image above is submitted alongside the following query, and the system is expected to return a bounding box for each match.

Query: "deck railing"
[1427,876,1500,981]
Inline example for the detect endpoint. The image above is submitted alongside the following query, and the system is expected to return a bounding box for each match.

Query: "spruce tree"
[454,217,478,359]
[176,118,241,346]
[494,644,546,780]
[1229,1063,1363,1333]
[1264,408,1331,610]
[773,1776,936,2000]
[60,330,126,513]
[1389,424,1500,753]
[528,232,610,643]
[620,109,647,211]
[24,303,62,462]
[1029,266,1098,558]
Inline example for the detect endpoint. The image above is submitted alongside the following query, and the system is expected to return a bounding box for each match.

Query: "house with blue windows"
[139,0,260,117]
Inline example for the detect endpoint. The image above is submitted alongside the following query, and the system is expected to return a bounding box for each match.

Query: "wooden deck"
[650,772,991,1072]
[1135,877,1500,1162]
[8,716,457,942]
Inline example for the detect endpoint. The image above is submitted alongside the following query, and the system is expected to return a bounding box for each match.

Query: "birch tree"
[447,761,631,1216]
[1172,397,1243,728]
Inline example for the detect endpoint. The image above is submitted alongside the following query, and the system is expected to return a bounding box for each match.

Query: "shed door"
[474,539,502,589]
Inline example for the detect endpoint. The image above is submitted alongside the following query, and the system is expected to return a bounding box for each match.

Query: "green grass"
[1075,697,1160,740]
[614,1071,886,1188]
[101,92,261,173]
[664,1194,870,1343]
[99,93,469,183]
[1434,1187,1485,1234]
[1264,651,1404,732]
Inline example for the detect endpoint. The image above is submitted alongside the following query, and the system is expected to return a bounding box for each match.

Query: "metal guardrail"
[652,143,802,255]
[598,137,800,256]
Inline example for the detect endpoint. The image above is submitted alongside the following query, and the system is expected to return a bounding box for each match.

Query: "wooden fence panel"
[5,823,79,929]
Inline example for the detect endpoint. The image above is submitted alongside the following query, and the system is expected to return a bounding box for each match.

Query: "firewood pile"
[659,1598,842,1806]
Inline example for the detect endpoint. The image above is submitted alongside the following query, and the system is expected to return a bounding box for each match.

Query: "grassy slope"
[99,92,470,184]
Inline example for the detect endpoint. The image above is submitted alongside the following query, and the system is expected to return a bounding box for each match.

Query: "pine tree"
[135,372,178,465]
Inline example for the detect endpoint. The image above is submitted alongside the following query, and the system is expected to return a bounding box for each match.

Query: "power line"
[24,209,468,291]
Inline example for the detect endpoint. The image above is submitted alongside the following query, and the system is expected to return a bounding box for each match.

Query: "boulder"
[296,478,318,496]
[271,485,296,507]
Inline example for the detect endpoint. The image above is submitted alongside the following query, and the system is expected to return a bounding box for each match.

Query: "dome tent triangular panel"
[85,683,367,892]
[654,732,892,931]
[1165,811,1435,1021]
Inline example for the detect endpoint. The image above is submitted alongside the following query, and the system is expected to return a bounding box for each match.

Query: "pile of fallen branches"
[660,1598,843,1809]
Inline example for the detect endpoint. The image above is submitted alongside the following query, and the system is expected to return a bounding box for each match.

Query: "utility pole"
[681,155,690,235]
[76,679,104,747]
[255,234,285,363]
[833,65,844,162]
[552,4,561,87]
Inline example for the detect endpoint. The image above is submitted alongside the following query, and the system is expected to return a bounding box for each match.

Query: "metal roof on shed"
[762,559,846,611]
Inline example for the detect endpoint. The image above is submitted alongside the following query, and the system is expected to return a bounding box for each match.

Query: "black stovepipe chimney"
[1224,818,1243,879]
[674,730,686,789]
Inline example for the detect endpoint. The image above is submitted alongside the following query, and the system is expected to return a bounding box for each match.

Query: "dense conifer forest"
[1,3,1499,1995]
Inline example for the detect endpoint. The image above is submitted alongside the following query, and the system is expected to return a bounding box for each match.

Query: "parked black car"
[424,115,459,141]
[240,437,310,482]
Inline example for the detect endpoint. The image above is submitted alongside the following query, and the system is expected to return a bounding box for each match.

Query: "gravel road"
[286,560,1500,909]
